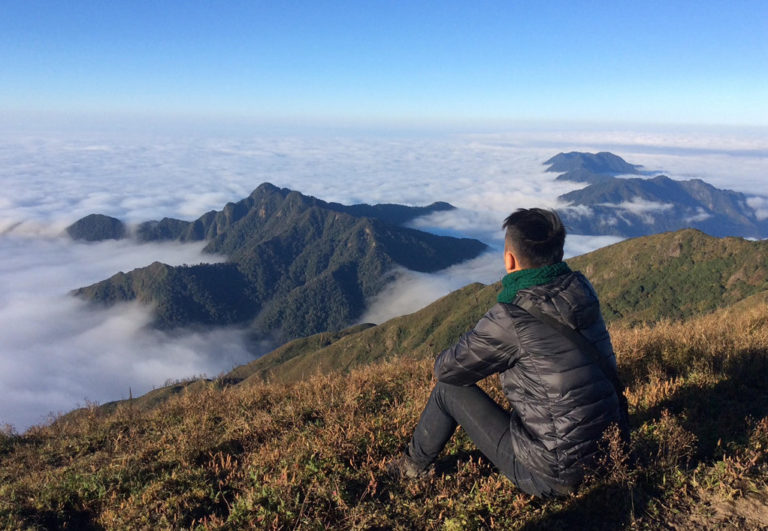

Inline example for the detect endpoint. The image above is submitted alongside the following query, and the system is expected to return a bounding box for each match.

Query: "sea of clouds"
[1,125,766,430]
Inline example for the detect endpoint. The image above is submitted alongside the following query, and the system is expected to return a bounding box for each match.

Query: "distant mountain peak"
[73,185,485,345]
[66,214,126,241]
[553,154,768,239]
[545,152,641,183]
[254,182,282,193]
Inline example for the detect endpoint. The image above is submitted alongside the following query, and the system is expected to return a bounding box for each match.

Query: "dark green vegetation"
[73,184,486,342]
[551,152,768,238]
[65,214,126,241]
[3,289,767,528]
[569,229,768,324]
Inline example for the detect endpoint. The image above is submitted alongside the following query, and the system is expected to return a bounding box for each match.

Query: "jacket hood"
[514,271,602,330]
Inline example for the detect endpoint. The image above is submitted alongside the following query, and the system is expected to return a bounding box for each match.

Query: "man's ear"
[504,250,516,273]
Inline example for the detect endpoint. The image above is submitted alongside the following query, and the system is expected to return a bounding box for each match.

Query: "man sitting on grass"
[388,208,628,498]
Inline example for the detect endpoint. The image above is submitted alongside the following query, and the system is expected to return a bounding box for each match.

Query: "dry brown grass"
[1,304,767,529]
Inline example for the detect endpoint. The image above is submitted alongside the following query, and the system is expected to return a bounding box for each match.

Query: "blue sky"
[1,1,766,127]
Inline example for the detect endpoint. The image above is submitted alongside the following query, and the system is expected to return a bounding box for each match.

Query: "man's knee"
[432,380,457,395]
[431,380,477,408]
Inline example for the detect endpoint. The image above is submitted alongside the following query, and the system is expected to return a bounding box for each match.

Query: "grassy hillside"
[228,282,495,385]
[2,300,767,529]
[569,229,768,323]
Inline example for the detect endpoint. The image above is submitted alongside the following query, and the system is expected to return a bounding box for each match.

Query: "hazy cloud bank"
[0,236,253,430]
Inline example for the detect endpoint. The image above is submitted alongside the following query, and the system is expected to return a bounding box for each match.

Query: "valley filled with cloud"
[1,126,766,430]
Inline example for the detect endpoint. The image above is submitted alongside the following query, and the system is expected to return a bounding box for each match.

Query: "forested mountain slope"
[73,184,486,342]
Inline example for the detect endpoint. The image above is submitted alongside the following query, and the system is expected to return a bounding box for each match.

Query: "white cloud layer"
[747,197,768,221]
[0,236,254,430]
[0,125,765,430]
[597,198,675,215]
[684,207,713,224]
[591,198,675,224]
[359,251,504,325]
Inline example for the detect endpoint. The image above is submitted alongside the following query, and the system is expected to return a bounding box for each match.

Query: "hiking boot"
[386,451,433,480]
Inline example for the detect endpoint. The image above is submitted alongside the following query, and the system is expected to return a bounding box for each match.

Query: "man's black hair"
[503,208,566,268]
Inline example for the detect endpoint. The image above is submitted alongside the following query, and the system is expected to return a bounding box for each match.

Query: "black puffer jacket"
[433,270,623,488]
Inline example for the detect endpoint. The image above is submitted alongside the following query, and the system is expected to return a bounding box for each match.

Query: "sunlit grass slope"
[2,299,767,528]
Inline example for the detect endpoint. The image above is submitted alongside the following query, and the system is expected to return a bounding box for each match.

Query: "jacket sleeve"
[433,304,521,385]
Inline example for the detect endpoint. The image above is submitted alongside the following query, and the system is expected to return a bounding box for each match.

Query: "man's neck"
[497,262,571,304]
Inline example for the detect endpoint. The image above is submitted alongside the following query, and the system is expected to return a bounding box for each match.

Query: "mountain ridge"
[138,182,459,246]
[73,184,486,343]
[65,182,457,243]
[551,152,768,238]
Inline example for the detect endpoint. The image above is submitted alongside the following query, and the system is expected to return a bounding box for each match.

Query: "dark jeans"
[408,381,561,498]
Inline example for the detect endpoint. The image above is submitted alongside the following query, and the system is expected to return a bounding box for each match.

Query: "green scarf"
[497,262,572,303]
